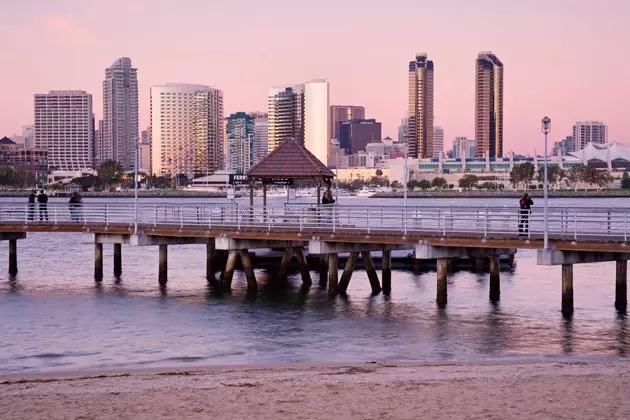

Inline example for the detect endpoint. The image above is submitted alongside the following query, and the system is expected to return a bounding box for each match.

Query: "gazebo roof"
[247,139,334,180]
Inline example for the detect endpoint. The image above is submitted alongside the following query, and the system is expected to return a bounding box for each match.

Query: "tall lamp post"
[403,140,408,207]
[331,138,340,203]
[542,116,551,249]
[134,135,139,235]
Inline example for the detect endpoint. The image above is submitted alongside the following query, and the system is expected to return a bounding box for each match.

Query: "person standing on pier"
[27,190,36,221]
[37,190,49,221]
[69,192,82,221]
[518,192,534,235]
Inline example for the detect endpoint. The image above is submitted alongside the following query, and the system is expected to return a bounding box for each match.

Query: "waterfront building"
[552,136,574,157]
[330,105,365,141]
[407,53,434,158]
[433,126,444,158]
[251,112,268,164]
[397,116,409,143]
[94,120,104,167]
[150,83,224,177]
[452,137,476,159]
[102,57,139,170]
[475,51,503,158]
[339,119,382,155]
[22,125,35,149]
[34,90,94,171]
[226,112,255,174]
[0,136,48,184]
[573,121,608,151]
[268,79,330,165]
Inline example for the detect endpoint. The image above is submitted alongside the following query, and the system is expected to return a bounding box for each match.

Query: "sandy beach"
[1,360,629,419]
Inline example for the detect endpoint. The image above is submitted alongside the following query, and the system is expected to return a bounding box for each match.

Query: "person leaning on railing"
[518,193,534,235]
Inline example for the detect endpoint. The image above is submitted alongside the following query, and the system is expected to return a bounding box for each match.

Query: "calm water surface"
[0,197,628,373]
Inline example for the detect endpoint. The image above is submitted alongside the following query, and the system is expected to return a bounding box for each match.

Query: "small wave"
[17,351,99,360]
[162,356,208,363]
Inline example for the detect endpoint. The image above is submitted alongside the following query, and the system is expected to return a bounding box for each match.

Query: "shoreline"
[2,360,629,419]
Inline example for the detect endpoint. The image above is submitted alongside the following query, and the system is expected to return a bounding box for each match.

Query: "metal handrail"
[1,202,630,242]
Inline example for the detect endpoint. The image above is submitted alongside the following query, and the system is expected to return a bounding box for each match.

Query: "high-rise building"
[150,83,224,177]
[407,53,434,158]
[433,126,444,158]
[34,90,94,170]
[268,79,330,165]
[552,135,574,157]
[102,57,139,170]
[226,112,255,174]
[330,105,365,141]
[94,119,104,167]
[452,137,476,159]
[22,125,35,149]
[139,128,151,174]
[251,112,268,164]
[572,121,608,150]
[475,51,503,158]
[339,119,382,155]
[397,117,409,143]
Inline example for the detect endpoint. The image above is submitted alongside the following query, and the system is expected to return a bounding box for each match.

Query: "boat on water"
[355,187,377,197]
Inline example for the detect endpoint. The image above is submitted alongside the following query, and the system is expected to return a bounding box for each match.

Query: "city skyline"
[0,0,629,153]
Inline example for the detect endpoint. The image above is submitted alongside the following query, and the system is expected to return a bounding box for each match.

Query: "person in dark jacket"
[27,190,36,221]
[518,193,534,234]
[37,190,49,221]
[69,192,82,221]
[322,190,335,205]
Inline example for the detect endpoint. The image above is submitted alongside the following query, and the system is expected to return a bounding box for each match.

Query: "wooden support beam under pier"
[113,243,122,278]
[94,243,103,282]
[158,245,168,285]
[382,249,392,294]
[239,249,257,292]
[338,252,359,295]
[206,242,216,283]
[489,256,500,302]
[616,260,627,312]
[223,250,238,290]
[9,238,17,277]
[294,248,312,286]
[361,251,381,295]
[327,253,339,297]
[437,258,448,307]
[562,264,574,316]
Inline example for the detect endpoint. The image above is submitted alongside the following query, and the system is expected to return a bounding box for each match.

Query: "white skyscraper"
[267,79,330,164]
[150,83,223,177]
[452,137,476,159]
[22,125,35,149]
[102,57,139,170]
[572,121,608,151]
[34,90,94,170]
[433,126,444,158]
[304,80,330,165]
[251,112,268,164]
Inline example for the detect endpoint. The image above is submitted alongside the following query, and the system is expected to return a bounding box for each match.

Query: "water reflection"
[616,312,628,356]
[562,315,573,355]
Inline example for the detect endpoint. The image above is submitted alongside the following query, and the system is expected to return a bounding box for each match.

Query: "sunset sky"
[1,0,628,153]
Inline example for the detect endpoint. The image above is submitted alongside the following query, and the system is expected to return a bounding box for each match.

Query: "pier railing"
[0,203,629,242]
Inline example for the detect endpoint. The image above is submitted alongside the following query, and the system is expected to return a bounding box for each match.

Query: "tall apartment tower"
[102,57,139,170]
[330,105,365,141]
[150,83,224,177]
[433,126,444,158]
[407,53,435,158]
[475,51,503,158]
[572,121,608,151]
[139,128,151,174]
[268,80,330,165]
[34,90,94,170]
[226,112,255,174]
[251,112,268,164]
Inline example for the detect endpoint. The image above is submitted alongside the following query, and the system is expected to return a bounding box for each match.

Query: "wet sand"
[1,361,629,419]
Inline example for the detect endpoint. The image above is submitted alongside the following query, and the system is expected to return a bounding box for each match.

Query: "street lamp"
[542,116,551,249]
[134,135,139,235]
[403,140,408,207]
[331,138,340,203]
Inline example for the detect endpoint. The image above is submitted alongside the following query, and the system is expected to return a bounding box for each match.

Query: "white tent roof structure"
[569,142,630,164]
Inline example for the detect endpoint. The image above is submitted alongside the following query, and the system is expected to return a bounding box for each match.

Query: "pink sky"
[1,0,628,153]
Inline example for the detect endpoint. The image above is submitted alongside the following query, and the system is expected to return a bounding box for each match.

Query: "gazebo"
[246,139,335,206]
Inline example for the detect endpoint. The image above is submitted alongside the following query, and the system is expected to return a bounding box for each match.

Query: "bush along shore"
[372,189,630,198]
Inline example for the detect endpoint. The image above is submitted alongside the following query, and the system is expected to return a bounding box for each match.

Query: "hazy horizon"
[1,0,628,153]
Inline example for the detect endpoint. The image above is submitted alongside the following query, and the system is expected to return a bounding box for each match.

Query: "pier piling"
[295,248,312,286]
[113,243,122,278]
[278,246,293,282]
[338,252,359,294]
[94,243,103,282]
[8,238,17,277]
[437,258,448,306]
[361,251,382,295]
[616,260,627,311]
[327,253,339,297]
[239,249,257,292]
[382,249,392,294]
[158,245,168,285]
[562,264,574,316]
[474,257,485,273]
[206,242,216,283]
[223,250,237,290]
[319,255,328,287]
[489,256,500,301]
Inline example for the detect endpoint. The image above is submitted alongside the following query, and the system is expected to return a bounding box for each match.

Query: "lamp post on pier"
[134,135,139,235]
[403,140,408,207]
[542,116,551,250]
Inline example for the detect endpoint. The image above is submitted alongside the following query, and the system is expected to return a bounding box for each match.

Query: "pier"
[0,202,628,315]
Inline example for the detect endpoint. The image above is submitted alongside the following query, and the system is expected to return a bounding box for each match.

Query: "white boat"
[356,187,376,197]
